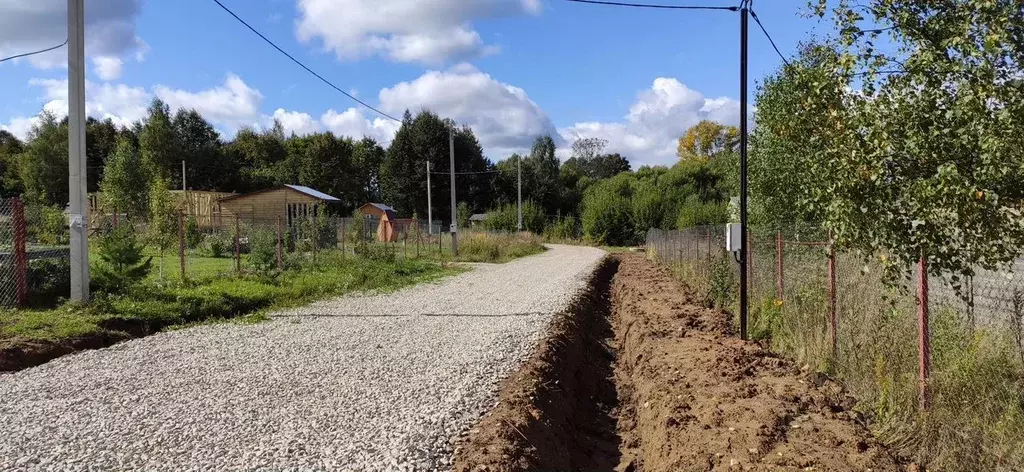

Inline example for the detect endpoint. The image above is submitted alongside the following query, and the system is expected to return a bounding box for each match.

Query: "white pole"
[68,0,88,302]
[449,128,458,255]
[182,160,187,191]
[517,154,522,232]
[426,161,432,235]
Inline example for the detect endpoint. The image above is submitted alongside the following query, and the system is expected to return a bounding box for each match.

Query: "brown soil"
[453,253,902,472]
[0,318,155,372]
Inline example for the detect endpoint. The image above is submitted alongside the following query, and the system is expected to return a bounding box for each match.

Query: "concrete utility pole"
[67,0,89,302]
[182,160,187,191]
[426,161,433,235]
[449,128,458,255]
[517,154,522,232]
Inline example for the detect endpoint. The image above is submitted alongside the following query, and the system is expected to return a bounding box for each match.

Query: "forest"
[0,98,738,246]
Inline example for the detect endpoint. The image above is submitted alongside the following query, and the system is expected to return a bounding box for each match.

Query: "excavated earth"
[453,253,902,472]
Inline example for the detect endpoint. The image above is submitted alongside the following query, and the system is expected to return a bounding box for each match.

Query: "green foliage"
[92,225,152,293]
[185,216,202,249]
[246,227,278,275]
[26,258,70,308]
[456,201,471,229]
[101,135,150,218]
[202,231,231,258]
[544,217,581,241]
[484,201,545,234]
[457,232,545,263]
[676,197,729,228]
[18,111,68,206]
[25,203,68,245]
[706,255,735,310]
[581,175,635,246]
[139,98,178,181]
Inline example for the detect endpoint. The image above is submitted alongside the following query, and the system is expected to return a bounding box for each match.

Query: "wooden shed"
[218,185,340,227]
[357,203,397,242]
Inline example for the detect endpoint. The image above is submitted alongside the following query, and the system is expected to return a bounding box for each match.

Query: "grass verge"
[1,253,459,370]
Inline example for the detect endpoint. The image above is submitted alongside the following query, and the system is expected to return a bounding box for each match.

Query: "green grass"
[359,231,546,264]
[0,253,459,345]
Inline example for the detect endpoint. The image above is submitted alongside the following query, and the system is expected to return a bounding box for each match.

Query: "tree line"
[0,98,738,245]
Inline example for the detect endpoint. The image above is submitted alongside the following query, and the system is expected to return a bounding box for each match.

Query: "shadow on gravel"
[453,257,621,472]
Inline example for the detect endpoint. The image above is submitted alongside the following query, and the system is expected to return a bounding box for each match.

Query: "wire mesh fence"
[0,198,72,308]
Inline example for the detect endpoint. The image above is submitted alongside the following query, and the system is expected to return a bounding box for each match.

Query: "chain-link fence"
[0,198,72,308]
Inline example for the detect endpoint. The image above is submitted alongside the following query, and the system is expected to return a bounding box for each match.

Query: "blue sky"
[0,0,826,166]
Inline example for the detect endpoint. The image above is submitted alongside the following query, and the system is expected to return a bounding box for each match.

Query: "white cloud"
[295,0,538,64]
[320,108,400,145]
[91,56,124,81]
[154,74,263,132]
[558,78,742,166]
[0,116,41,141]
[272,108,320,136]
[0,0,144,69]
[377,64,557,156]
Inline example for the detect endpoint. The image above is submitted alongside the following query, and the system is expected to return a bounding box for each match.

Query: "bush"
[26,203,68,245]
[26,258,70,307]
[544,217,581,241]
[457,232,545,263]
[92,225,152,293]
[246,228,278,275]
[185,216,202,249]
[581,180,635,245]
[202,231,232,258]
[484,201,545,234]
[677,197,729,228]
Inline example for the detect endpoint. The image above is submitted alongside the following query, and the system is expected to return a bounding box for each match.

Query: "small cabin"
[357,203,397,242]
[218,185,340,227]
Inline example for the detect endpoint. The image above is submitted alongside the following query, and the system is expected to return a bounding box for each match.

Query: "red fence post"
[918,255,931,410]
[234,216,241,273]
[827,236,837,358]
[776,231,784,301]
[12,198,27,308]
[276,215,283,270]
[178,210,186,280]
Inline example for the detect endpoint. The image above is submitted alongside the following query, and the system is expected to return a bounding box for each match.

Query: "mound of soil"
[454,253,902,472]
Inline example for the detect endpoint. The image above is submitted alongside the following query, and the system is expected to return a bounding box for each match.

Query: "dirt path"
[454,253,900,471]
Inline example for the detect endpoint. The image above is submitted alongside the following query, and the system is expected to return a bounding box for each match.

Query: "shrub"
[92,225,152,293]
[185,216,202,249]
[202,231,232,258]
[26,203,68,246]
[26,258,70,307]
[581,189,634,245]
[246,227,278,275]
[676,197,729,228]
[484,201,545,234]
[544,217,581,241]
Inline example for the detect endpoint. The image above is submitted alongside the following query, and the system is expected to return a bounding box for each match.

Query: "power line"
[749,9,790,67]
[210,0,401,123]
[565,0,738,11]
[0,38,68,64]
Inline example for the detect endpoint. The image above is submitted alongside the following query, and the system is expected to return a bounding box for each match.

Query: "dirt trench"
[453,253,902,472]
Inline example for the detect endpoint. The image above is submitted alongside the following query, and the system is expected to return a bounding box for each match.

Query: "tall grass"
[456,232,545,263]
[744,253,1024,470]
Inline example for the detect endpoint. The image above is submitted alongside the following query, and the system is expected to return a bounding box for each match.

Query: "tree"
[86,117,119,193]
[677,120,739,161]
[174,109,229,191]
[0,130,24,197]
[147,177,178,278]
[580,173,636,246]
[92,224,152,293]
[18,111,68,206]
[100,135,149,219]
[526,135,561,216]
[353,137,385,205]
[139,98,178,182]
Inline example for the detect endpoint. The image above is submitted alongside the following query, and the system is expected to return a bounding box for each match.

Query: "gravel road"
[0,244,606,472]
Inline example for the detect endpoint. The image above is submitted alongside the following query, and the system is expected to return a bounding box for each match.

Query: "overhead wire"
[0,38,68,64]
[209,0,401,123]
[749,9,790,67]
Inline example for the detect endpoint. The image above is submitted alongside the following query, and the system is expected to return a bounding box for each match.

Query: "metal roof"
[469,213,488,221]
[365,202,395,212]
[285,185,340,201]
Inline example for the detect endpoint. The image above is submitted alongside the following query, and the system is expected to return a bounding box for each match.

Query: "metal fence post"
[234,216,241,273]
[918,254,931,410]
[178,210,186,280]
[827,236,837,358]
[776,231,784,301]
[277,215,283,270]
[12,198,27,308]
[341,218,346,260]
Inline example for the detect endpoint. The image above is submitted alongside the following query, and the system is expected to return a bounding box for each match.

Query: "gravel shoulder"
[0,244,606,471]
